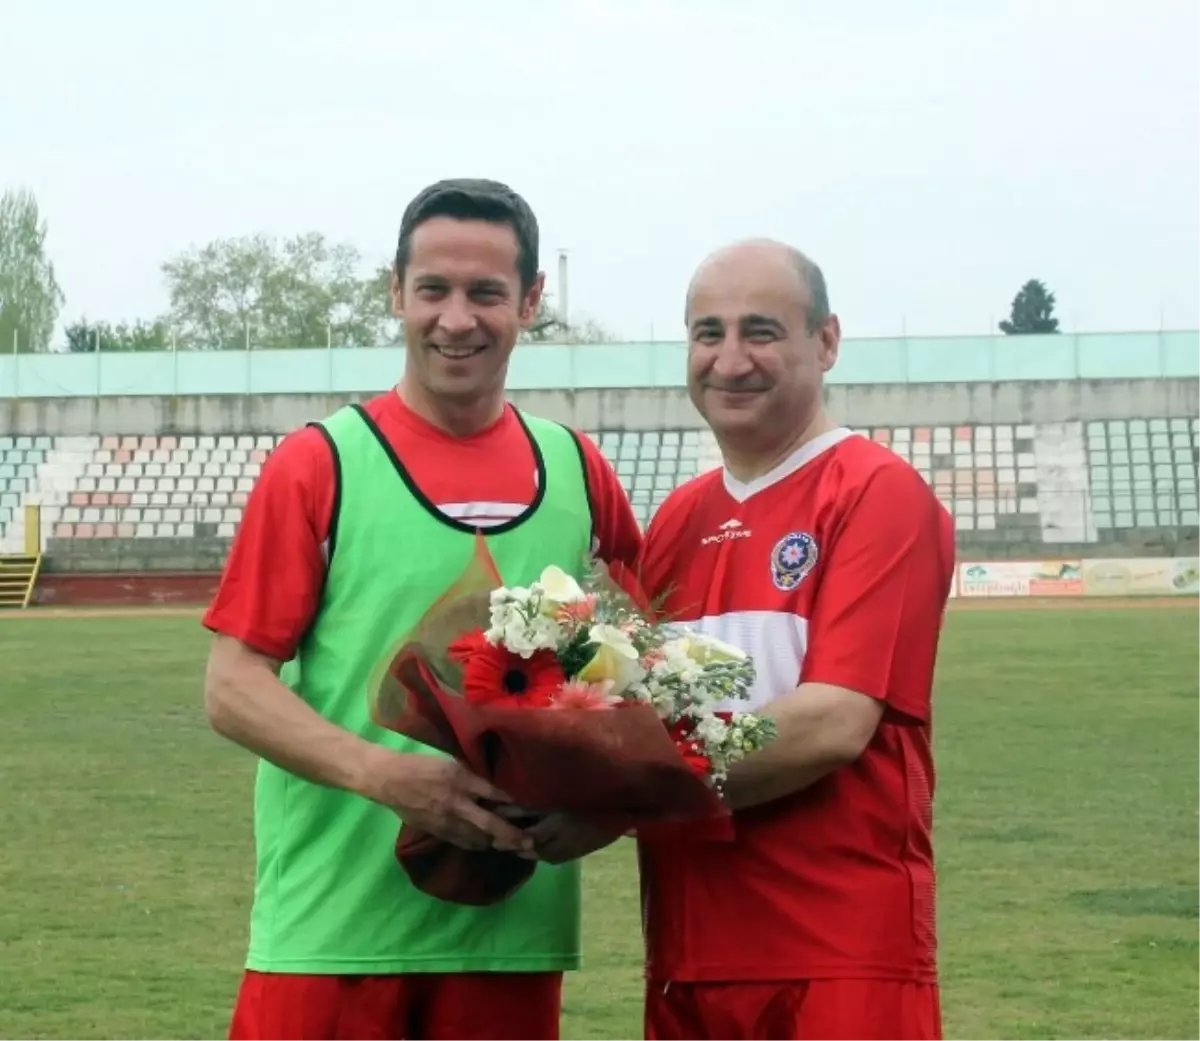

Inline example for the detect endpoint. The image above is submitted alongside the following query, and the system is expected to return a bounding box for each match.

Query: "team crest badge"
[770,531,819,592]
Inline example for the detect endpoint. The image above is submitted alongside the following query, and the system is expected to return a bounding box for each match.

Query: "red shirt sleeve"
[633,483,686,598]
[576,432,643,567]
[201,426,335,661]
[801,461,956,723]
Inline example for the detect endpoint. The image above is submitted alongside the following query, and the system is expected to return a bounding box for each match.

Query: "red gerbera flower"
[448,629,567,709]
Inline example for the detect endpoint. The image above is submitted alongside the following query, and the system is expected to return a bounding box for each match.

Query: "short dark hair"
[788,249,831,334]
[394,178,540,292]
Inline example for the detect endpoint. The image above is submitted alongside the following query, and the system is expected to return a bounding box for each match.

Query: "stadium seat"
[0,419,1196,555]
[591,427,720,526]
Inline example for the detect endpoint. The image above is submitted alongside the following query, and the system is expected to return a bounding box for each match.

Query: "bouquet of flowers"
[372,535,776,906]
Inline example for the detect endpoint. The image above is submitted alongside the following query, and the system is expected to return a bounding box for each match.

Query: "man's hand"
[358,747,534,855]
[204,634,534,854]
[521,813,624,864]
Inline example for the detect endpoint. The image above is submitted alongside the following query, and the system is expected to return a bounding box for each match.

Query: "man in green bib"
[202,178,643,1040]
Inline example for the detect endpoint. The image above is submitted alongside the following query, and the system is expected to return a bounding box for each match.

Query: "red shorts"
[644,978,941,1041]
[228,969,563,1041]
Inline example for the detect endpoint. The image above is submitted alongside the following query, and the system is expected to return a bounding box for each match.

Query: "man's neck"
[396,379,505,439]
[720,410,839,485]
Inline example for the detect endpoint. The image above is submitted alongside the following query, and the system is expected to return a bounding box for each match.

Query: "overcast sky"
[2,0,1197,343]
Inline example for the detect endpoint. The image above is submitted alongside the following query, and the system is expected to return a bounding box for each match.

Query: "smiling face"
[392,214,543,432]
[685,242,840,465]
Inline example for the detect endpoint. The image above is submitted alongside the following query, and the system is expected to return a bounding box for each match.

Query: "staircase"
[0,437,95,556]
[0,554,41,609]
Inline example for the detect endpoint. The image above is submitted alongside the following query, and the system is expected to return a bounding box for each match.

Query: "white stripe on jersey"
[684,610,809,712]
[438,501,527,526]
[318,499,570,562]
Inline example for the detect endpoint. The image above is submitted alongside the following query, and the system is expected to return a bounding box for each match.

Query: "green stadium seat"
[2,417,1196,552]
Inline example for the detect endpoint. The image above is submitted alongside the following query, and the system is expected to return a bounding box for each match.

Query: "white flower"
[659,638,704,686]
[667,632,748,666]
[686,632,748,664]
[496,612,562,657]
[577,623,645,696]
[693,711,730,749]
[484,587,564,655]
[536,566,587,610]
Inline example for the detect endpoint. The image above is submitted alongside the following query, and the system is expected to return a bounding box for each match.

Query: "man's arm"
[206,636,375,793]
[577,433,643,566]
[206,636,528,851]
[202,431,532,853]
[722,461,955,811]
[721,682,884,810]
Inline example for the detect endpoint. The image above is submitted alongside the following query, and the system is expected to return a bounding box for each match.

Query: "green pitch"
[0,604,1196,1040]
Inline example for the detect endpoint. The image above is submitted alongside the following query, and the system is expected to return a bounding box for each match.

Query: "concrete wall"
[36,522,1198,580]
[4,377,1197,435]
[42,537,232,574]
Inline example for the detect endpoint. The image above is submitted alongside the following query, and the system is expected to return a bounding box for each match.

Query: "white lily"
[577,623,644,696]
[537,565,587,612]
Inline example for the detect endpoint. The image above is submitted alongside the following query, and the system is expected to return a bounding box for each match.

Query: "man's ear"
[519,271,547,329]
[390,265,404,319]
[819,314,841,373]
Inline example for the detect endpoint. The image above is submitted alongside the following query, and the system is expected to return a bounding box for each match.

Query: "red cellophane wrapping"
[370,534,730,906]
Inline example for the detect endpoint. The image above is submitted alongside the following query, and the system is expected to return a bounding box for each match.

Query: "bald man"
[634,240,956,1040]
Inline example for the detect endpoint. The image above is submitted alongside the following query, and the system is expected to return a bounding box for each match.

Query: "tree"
[64,317,171,352]
[160,232,400,348]
[0,188,65,352]
[521,295,616,344]
[999,278,1060,335]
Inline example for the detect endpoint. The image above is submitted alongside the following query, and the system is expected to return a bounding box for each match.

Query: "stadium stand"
[2,332,1197,606]
[3,419,1197,551]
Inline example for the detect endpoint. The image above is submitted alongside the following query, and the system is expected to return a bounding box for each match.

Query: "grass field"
[1,603,1197,1040]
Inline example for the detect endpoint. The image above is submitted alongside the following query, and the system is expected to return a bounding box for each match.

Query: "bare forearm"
[722,729,844,810]
[204,640,382,797]
[723,682,883,811]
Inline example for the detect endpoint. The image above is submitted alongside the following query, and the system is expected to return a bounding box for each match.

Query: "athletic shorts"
[644,978,941,1041]
[228,969,563,1040]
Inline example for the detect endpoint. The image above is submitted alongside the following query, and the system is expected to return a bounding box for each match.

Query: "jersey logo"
[701,517,753,546]
[770,531,819,591]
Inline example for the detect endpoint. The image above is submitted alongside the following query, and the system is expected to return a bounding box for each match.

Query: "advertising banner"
[958,560,1084,598]
[1081,558,1200,597]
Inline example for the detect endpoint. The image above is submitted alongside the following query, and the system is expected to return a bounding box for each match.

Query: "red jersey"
[203,389,643,661]
[636,427,956,984]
